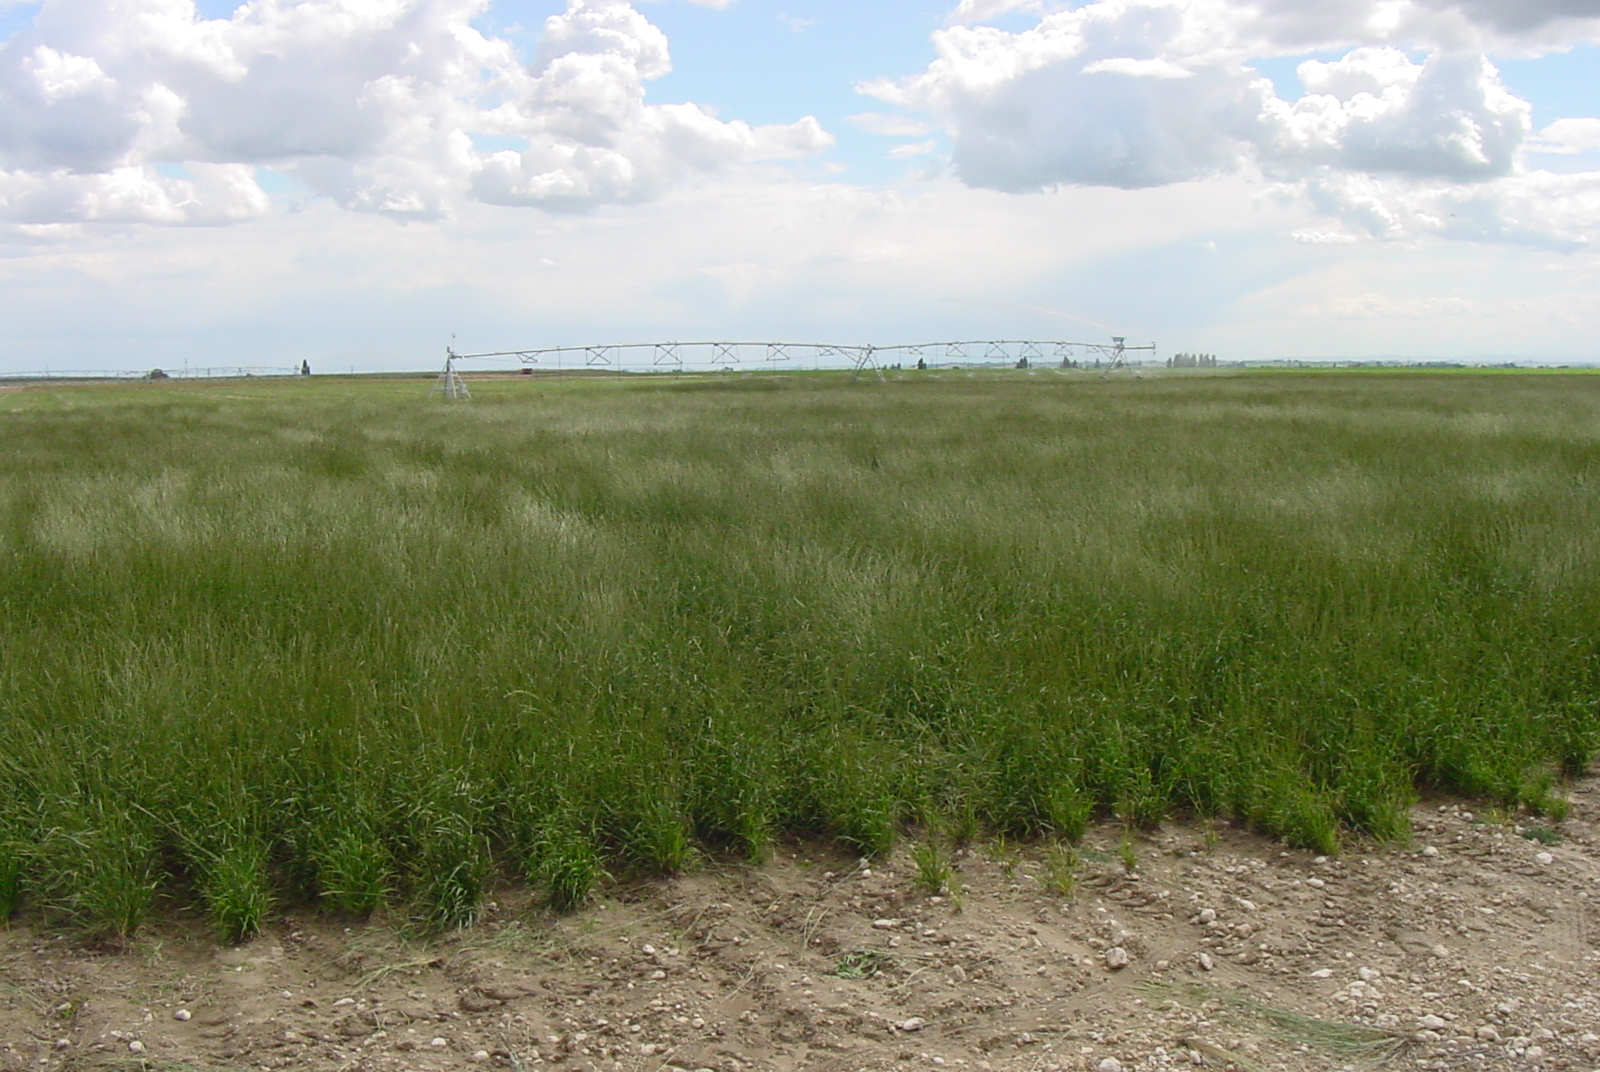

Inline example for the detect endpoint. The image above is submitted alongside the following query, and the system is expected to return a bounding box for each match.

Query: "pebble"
[1422,846,1439,857]
[1306,877,1326,888]
[899,1018,927,1032]
[469,1051,491,1063]
[173,1009,191,1021]
[1358,967,1381,982]
[1197,908,1217,924]
[1419,1015,1448,1030]
[1098,1059,1124,1072]
[1104,947,1130,970]
[1535,851,1554,866]
[873,919,904,930]
[1196,952,1214,971]
[430,1038,449,1049]
[127,1041,146,1055]
[1477,1026,1501,1042]
[1310,969,1333,979]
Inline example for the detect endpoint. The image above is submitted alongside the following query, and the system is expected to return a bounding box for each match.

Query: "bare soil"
[4,777,1598,1072]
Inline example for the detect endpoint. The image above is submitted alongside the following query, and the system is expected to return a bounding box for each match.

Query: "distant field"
[2,369,1597,941]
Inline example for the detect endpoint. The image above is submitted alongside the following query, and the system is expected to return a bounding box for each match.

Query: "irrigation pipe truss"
[440,337,1156,387]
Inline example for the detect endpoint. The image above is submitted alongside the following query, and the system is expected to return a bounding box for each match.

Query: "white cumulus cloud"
[1529,117,1600,154]
[863,0,1600,246]
[0,0,829,225]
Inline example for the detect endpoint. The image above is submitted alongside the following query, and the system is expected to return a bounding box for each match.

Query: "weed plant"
[911,836,952,895]
[2,370,1599,938]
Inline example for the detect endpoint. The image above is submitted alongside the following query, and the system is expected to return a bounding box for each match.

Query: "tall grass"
[2,370,1598,938]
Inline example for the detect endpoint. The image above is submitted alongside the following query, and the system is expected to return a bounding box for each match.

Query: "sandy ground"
[3,776,1598,1072]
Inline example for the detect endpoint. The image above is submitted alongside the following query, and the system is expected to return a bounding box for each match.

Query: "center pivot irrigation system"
[430,337,1156,399]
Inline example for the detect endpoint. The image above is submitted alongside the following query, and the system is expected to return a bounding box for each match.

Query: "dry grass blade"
[0,978,53,1015]
[60,1058,236,1072]
[1139,980,1410,1068]
[1182,1037,1275,1072]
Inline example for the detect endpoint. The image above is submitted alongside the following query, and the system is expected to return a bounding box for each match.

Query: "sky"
[1,0,1599,374]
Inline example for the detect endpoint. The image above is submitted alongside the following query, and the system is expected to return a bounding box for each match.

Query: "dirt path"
[4,777,1597,1072]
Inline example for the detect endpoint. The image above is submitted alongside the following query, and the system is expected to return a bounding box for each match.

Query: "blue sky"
[0,0,1598,373]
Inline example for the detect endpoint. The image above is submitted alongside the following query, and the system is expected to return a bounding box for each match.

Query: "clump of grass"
[313,821,393,920]
[833,949,893,979]
[531,819,606,913]
[1521,825,1562,846]
[34,800,158,945]
[1118,830,1139,874]
[911,836,952,895]
[1043,841,1079,898]
[407,775,492,933]
[0,806,23,921]
[195,838,273,946]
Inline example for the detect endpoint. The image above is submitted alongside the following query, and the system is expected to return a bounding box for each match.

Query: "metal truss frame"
[437,337,1158,389]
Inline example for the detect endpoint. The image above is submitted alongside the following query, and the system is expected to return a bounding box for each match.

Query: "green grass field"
[2,369,1597,941]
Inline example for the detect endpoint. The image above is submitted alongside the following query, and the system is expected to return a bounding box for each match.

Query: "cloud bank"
[0,0,829,224]
[870,0,1600,247]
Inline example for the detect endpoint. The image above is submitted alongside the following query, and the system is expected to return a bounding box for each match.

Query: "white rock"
[1310,968,1334,979]
[1197,952,1214,971]
[1234,897,1258,912]
[1358,967,1381,982]
[1104,947,1130,970]
[873,919,903,929]
[1419,1015,1448,1030]
[1421,846,1439,857]
[899,1018,927,1032]
[430,1037,449,1049]
[1526,1045,1545,1059]
[1477,1026,1501,1043]
[1098,1059,1124,1072]
[1306,877,1326,889]
[53,1040,69,1051]
[1535,851,1554,866]
[127,1041,146,1055]
[470,1051,491,1063]
[173,1008,191,1021]
[1197,908,1217,924]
